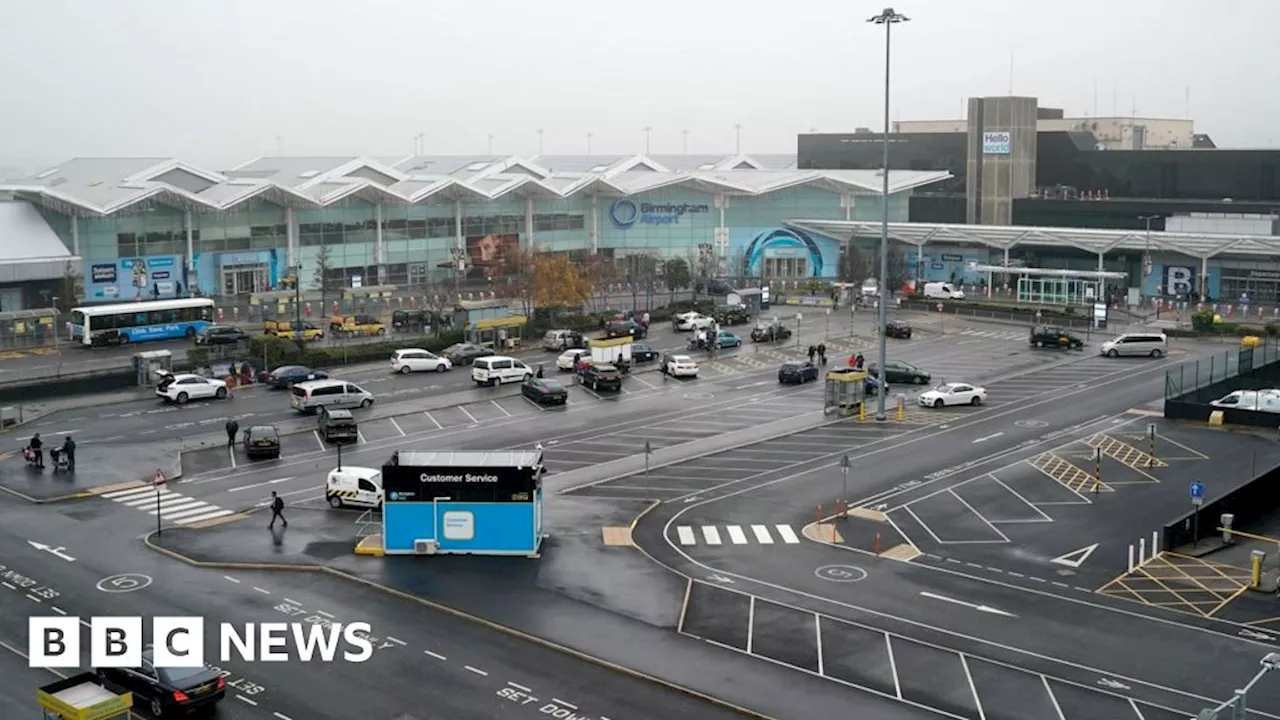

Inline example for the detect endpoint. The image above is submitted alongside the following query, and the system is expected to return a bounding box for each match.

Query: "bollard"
[858,402,866,422]
[1251,550,1267,589]
[897,395,905,422]
[233,306,239,321]
[1138,537,1146,565]
[1222,514,1235,544]
[1127,544,1135,572]
[1152,530,1159,555]
[874,533,881,555]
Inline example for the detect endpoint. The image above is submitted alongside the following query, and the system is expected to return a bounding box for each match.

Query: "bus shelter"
[966,264,1127,307]
[38,673,134,720]
[379,450,545,557]
[0,308,59,350]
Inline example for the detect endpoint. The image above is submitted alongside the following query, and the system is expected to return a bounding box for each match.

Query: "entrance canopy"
[966,263,1128,280]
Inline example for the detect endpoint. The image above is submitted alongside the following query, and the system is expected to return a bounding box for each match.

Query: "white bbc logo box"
[29,617,374,668]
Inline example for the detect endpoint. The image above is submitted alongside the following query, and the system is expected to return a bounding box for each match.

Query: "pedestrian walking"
[61,436,76,472]
[807,345,816,363]
[268,491,288,528]
[225,419,239,447]
[536,364,545,379]
[28,433,43,468]
[817,343,827,365]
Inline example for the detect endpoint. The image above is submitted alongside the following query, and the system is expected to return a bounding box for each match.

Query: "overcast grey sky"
[2,0,1276,169]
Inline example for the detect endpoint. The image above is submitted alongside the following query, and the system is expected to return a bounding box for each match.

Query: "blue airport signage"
[1190,481,1205,504]
[609,199,710,229]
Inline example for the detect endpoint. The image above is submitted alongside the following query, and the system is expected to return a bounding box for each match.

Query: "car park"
[577,362,623,391]
[664,354,699,377]
[1100,332,1168,358]
[556,348,591,371]
[674,312,714,331]
[631,342,659,362]
[318,407,359,442]
[326,466,383,508]
[522,377,569,405]
[472,356,534,386]
[390,348,451,373]
[242,425,281,459]
[443,342,495,365]
[265,365,328,389]
[1030,325,1084,350]
[919,382,986,407]
[778,360,820,384]
[97,647,225,718]
[195,325,248,345]
[716,330,743,348]
[290,379,374,413]
[883,319,912,339]
[868,360,931,384]
[156,373,228,404]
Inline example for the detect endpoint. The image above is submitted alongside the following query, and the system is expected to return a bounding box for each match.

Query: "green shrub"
[1266,324,1280,337]
[185,347,210,368]
[1191,310,1216,331]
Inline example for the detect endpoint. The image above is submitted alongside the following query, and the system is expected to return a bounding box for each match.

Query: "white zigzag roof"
[0,154,950,218]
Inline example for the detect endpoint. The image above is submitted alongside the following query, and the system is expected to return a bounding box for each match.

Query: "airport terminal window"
[427,217,455,238]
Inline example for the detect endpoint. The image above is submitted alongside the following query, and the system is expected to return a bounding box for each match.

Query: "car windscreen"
[159,665,209,684]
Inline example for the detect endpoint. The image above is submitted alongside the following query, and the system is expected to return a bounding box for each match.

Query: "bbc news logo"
[29,617,374,668]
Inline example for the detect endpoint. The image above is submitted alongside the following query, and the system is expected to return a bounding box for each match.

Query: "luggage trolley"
[823,368,869,418]
[38,672,135,719]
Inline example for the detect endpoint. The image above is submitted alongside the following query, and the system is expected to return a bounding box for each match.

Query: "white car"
[919,382,985,408]
[390,348,451,374]
[156,373,228,404]
[666,354,699,377]
[556,348,590,371]
[674,312,714,331]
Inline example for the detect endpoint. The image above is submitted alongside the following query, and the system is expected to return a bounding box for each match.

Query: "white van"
[326,466,382,508]
[1099,333,1168,358]
[923,282,965,300]
[471,355,533,386]
[1211,389,1280,412]
[860,277,880,298]
[291,379,375,413]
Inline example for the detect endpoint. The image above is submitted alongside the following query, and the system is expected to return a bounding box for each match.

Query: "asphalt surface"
[632,343,1280,718]
[0,493,746,720]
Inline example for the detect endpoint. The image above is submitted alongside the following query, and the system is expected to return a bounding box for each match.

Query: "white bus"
[68,298,216,346]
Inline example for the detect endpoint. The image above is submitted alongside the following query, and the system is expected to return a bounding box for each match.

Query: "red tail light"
[217,677,226,690]
[173,690,190,703]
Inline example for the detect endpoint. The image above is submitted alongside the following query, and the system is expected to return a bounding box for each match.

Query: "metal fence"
[1164,339,1280,399]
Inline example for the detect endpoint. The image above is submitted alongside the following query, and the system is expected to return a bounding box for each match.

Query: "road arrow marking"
[1240,629,1275,641]
[682,496,702,504]
[27,541,75,562]
[1096,678,1130,691]
[708,574,735,584]
[973,432,1004,443]
[919,591,1015,617]
[1051,543,1099,569]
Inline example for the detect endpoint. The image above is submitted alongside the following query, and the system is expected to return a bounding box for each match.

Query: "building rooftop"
[0,154,950,218]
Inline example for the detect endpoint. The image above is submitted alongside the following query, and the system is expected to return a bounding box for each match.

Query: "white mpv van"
[291,379,375,413]
[471,355,534,386]
[1099,332,1168,358]
[923,282,965,300]
[326,466,382,508]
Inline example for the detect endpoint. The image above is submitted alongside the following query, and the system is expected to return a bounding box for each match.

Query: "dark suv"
[713,304,751,325]
[606,319,647,340]
[883,319,912,339]
[1030,325,1084,350]
[578,363,623,392]
[196,325,248,345]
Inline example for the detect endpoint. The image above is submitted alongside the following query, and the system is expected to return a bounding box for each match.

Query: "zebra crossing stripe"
[159,504,220,520]
[776,525,801,544]
[174,509,234,525]
[702,526,723,545]
[148,501,205,516]
[726,525,748,544]
[677,526,696,545]
[751,525,774,544]
[102,486,159,500]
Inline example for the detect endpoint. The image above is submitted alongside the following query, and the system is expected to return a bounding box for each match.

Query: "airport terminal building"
[0,154,950,305]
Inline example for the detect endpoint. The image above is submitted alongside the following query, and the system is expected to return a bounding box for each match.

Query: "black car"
[266,365,328,389]
[778,360,820,384]
[444,343,494,365]
[242,425,281,459]
[318,408,359,443]
[98,648,226,718]
[884,320,912,339]
[868,360,931,385]
[606,319,647,340]
[713,304,751,325]
[751,323,792,343]
[631,342,659,362]
[392,309,429,331]
[578,363,623,392]
[1030,325,1084,350]
[522,377,568,405]
[196,325,248,345]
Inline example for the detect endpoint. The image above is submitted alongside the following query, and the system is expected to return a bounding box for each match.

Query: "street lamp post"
[840,453,850,507]
[643,126,652,154]
[292,264,304,353]
[868,7,909,421]
[1139,214,1159,303]
[1192,652,1280,719]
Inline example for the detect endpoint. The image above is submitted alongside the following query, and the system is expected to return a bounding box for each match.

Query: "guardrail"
[1163,339,1280,399]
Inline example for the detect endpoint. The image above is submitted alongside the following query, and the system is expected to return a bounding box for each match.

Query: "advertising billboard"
[982,131,1012,154]
[82,255,184,301]
[465,233,520,279]
[381,462,539,503]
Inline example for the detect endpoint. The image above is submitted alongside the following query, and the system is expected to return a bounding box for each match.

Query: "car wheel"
[360,398,373,408]
[970,396,982,406]
[376,328,386,335]
[1107,349,1119,358]
[436,364,447,372]
[934,399,944,408]
[1150,349,1163,358]
[399,366,412,374]
[215,387,227,399]
[176,392,189,404]
[150,696,165,718]
[916,376,927,384]
[1034,341,1043,348]
[329,495,343,508]
[119,333,129,345]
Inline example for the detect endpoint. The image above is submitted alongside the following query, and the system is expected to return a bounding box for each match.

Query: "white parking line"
[1043,675,1066,720]
[357,430,367,444]
[424,650,447,660]
[814,615,824,676]
[228,446,237,468]
[630,374,656,389]
[491,400,512,417]
[312,430,325,452]
[464,665,488,676]
[459,406,479,425]
[885,635,902,699]
[389,417,406,436]
[424,411,442,430]
[960,654,986,720]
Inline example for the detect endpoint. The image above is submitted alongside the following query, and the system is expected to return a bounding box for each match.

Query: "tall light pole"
[587,132,594,155]
[536,129,544,155]
[414,133,424,155]
[487,134,495,155]
[682,130,690,155]
[868,7,909,422]
[1139,213,1158,301]
[734,124,742,155]
[643,126,652,154]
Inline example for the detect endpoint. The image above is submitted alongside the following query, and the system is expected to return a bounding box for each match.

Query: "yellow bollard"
[897,396,905,422]
[1251,551,1265,589]
[858,402,866,422]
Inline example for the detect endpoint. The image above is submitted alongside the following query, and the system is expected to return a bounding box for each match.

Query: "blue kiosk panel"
[380,450,544,556]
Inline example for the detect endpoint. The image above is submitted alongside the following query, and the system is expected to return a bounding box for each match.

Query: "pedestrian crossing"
[675,524,801,546]
[957,328,1026,342]
[101,485,234,526]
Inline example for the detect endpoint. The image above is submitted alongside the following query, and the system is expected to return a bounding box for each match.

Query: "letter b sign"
[1164,266,1195,296]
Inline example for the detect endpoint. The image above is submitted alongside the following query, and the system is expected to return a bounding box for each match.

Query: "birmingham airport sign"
[29,617,374,667]
[610,199,710,229]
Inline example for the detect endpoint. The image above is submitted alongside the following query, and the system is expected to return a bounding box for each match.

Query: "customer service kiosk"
[380,450,545,557]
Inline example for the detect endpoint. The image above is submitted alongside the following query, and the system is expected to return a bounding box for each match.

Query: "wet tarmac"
[0,441,178,501]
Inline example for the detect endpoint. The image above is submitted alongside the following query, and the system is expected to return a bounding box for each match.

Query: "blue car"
[865,376,884,396]
[716,331,742,348]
